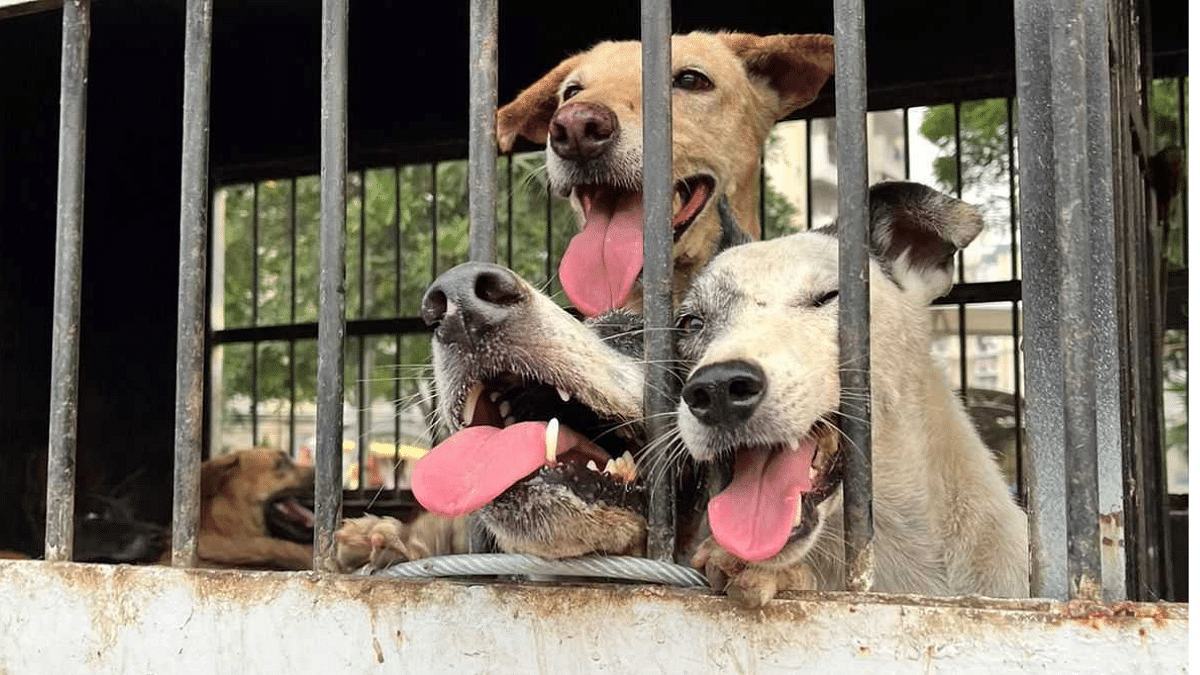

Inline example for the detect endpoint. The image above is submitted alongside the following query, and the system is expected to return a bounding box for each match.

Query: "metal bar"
[805,120,813,231]
[250,183,260,446]
[1013,0,1069,600]
[430,163,438,279]
[506,155,514,269]
[314,0,349,571]
[1082,0,1125,602]
[211,317,431,345]
[834,0,874,592]
[1049,0,1101,600]
[1177,77,1187,258]
[1006,97,1026,509]
[44,0,90,563]
[953,102,968,393]
[171,0,213,568]
[357,171,367,497]
[392,167,401,498]
[640,0,676,562]
[467,0,498,263]
[902,107,911,179]
[544,182,553,286]
[758,162,767,239]
[288,177,298,457]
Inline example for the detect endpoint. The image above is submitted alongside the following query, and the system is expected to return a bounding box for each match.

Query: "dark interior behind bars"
[0,0,1188,601]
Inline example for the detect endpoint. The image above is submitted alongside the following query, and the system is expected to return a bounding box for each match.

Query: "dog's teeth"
[498,401,512,418]
[792,495,804,528]
[461,384,485,427]
[488,391,501,403]
[809,466,819,483]
[556,387,571,403]
[586,460,600,472]
[603,459,617,475]
[545,418,560,464]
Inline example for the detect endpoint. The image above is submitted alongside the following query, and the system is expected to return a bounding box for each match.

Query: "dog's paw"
[334,515,427,573]
[691,537,816,608]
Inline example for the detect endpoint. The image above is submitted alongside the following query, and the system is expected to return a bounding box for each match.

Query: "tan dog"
[181,448,316,571]
[497,32,833,317]
[675,182,1030,606]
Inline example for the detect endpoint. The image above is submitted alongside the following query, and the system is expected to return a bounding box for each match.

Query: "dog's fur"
[497,32,833,316]
[178,448,316,570]
[675,182,1029,606]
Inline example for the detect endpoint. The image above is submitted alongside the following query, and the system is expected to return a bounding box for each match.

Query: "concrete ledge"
[0,560,1186,674]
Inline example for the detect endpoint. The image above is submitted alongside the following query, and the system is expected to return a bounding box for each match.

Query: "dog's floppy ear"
[496,54,583,152]
[715,195,751,255]
[866,181,983,304]
[200,453,241,500]
[720,33,835,119]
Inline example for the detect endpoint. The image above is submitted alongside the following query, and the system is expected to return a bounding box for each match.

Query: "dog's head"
[73,494,167,564]
[200,448,315,543]
[497,32,834,318]
[412,262,653,558]
[674,182,983,567]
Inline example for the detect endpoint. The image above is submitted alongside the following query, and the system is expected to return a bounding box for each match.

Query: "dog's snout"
[421,262,526,344]
[549,101,618,161]
[682,360,767,427]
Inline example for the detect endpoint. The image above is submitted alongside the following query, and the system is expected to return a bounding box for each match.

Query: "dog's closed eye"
[810,290,838,308]
[562,83,583,101]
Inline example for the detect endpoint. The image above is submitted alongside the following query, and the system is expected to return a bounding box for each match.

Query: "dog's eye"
[562,83,583,101]
[812,290,839,308]
[676,313,705,334]
[673,69,714,92]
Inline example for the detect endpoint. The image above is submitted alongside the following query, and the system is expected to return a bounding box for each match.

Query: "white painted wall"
[0,560,1186,675]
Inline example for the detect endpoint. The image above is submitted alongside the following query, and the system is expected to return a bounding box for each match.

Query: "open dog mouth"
[412,374,646,518]
[707,420,841,562]
[265,491,316,543]
[559,174,716,318]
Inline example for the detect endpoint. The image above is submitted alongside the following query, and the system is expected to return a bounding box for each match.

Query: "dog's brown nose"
[683,360,767,427]
[421,263,526,345]
[549,101,618,160]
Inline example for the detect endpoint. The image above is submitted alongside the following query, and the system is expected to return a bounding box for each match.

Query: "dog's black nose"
[682,360,767,427]
[549,101,618,161]
[421,263,526,345]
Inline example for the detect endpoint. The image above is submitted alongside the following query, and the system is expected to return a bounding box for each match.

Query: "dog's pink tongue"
[708,440,817,563]
[412,421,573,518]
[559,189,645,317]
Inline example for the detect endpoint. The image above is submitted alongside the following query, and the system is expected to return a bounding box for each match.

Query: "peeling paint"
[0,560,1186,674]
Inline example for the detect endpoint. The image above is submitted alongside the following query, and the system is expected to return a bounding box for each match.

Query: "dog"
[0,493,165,564]
[178,447,316,571]
[497,31,834,317]
[674,182,1030,606]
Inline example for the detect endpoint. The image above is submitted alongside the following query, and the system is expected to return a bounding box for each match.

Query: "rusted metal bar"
[1013,0,1068,600]
[467,0,498,263]
[834,0,874,592]
[171,0,213,568]
[314,0,349,571]
[1049,0,1101,601]
[640,0,676,562]
[44,0,90,563]
[1081,0,1125,602]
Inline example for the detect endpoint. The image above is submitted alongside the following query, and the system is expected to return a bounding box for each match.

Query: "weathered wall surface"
[0,560,1186,674]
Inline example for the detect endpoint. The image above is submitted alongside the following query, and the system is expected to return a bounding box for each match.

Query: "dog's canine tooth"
[461,383,485,427]
[545,418,560,464]
[586,460,600,472]
[603,458,617,475]
[556,387,571,403]
[808,466,819,483]
[792,495,804,528]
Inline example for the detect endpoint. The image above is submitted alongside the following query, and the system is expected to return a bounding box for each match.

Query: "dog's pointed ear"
[720,33,835,119]
[715,195,751,255]
[866,181,984,304]
[200,453,241,500]
[496,54,583,152]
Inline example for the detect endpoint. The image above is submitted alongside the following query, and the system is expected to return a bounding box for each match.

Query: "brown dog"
[497,31,834,317]
[181,448,316,571]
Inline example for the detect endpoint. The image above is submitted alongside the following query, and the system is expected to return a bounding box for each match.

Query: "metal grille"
[36,0,1182,604]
